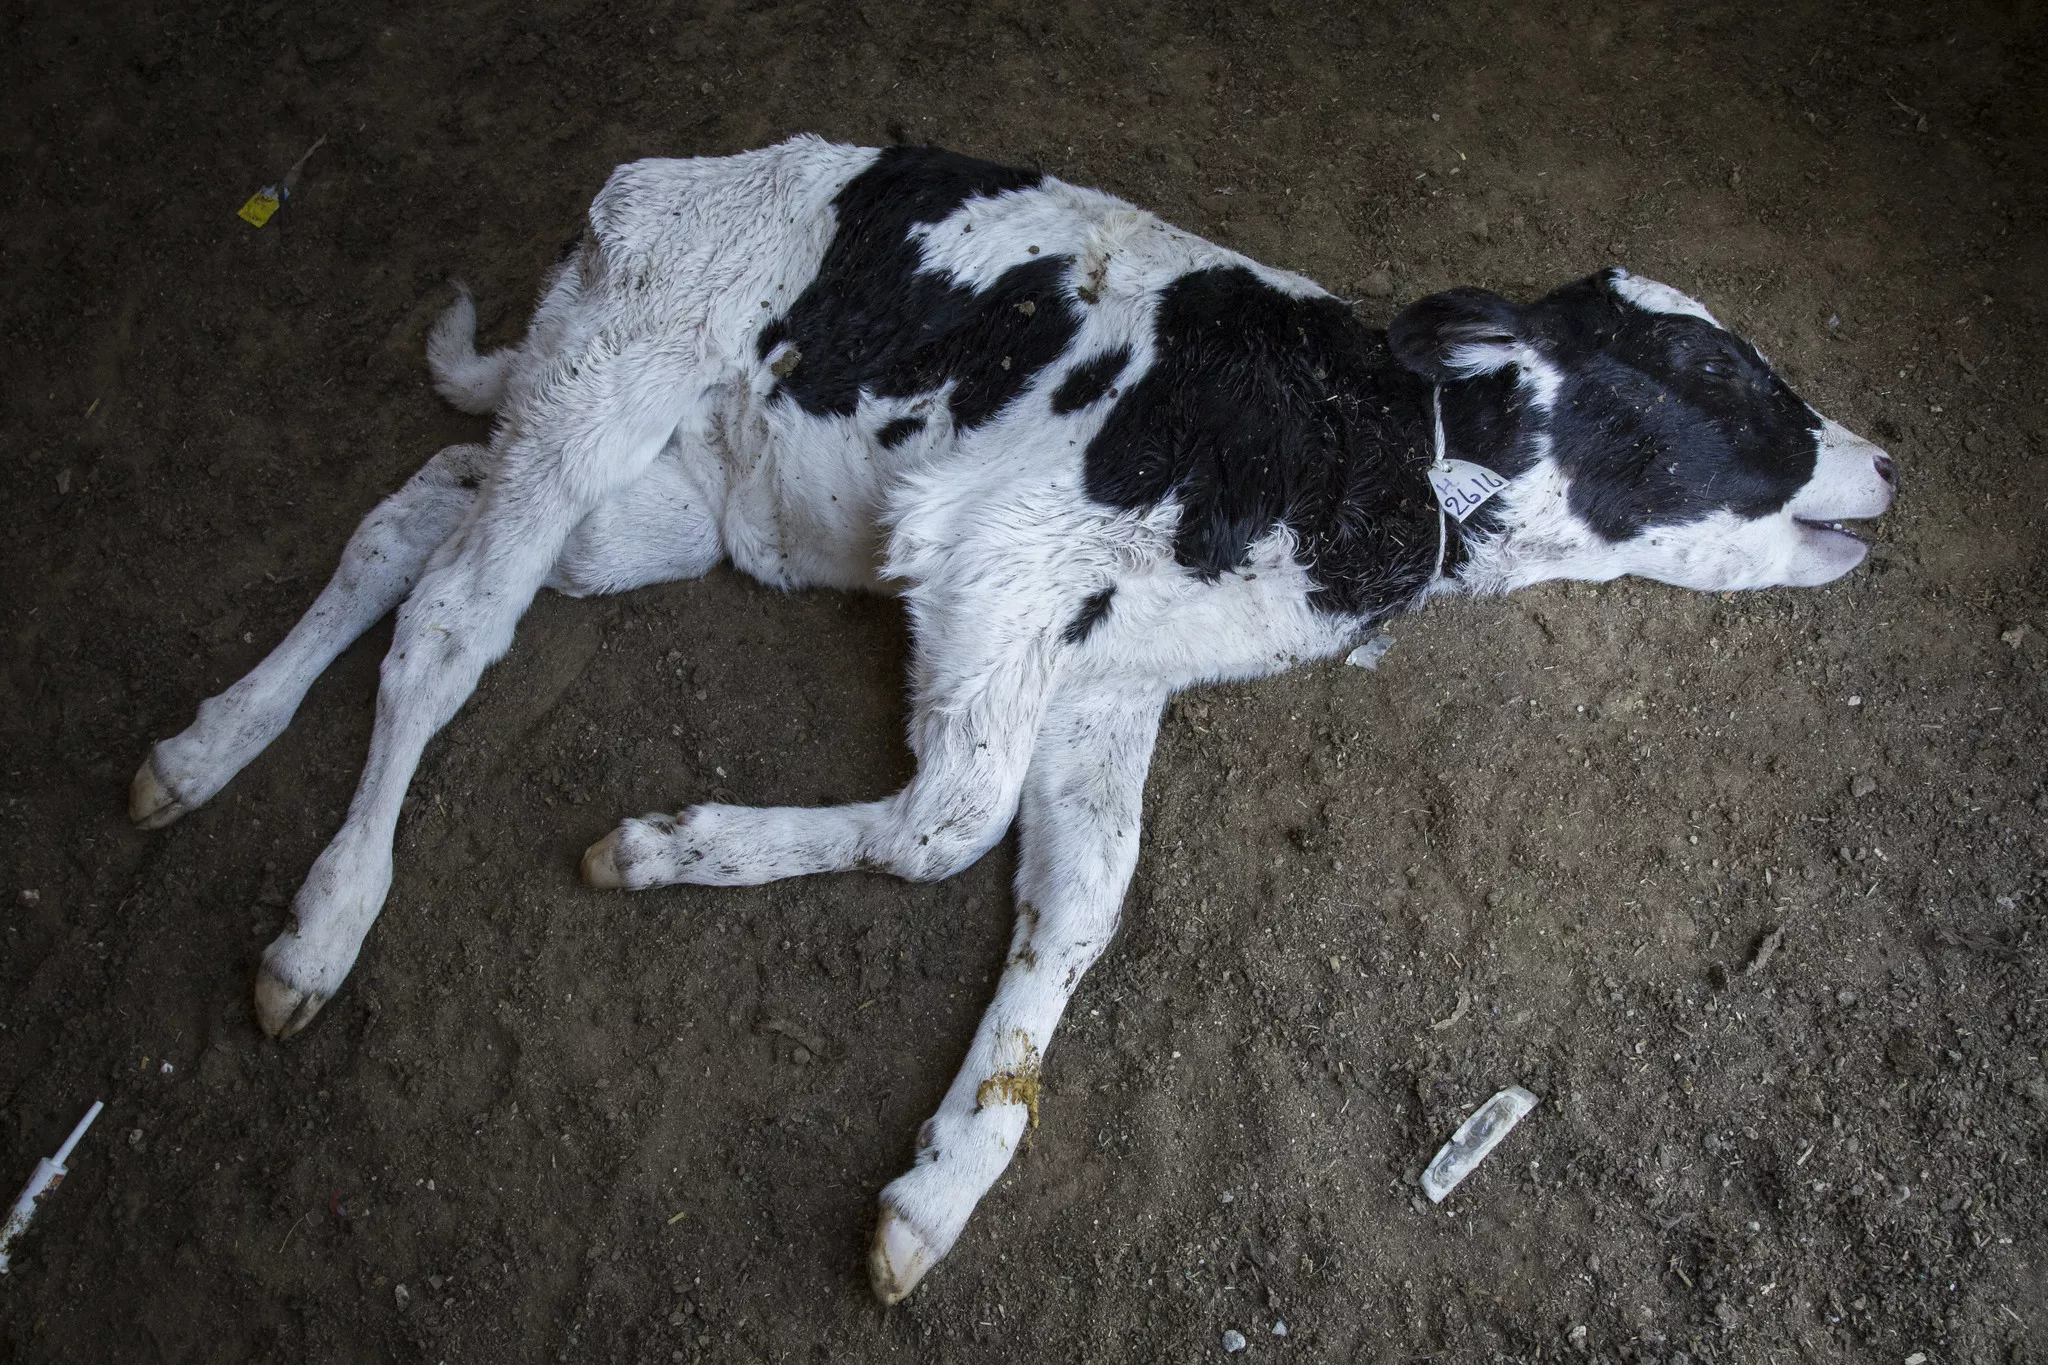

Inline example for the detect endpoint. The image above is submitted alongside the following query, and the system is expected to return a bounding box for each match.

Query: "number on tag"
[1426,458,1509,523]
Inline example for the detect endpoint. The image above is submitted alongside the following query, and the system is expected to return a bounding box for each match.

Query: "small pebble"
[1222,1329,1248,1353]
[1744,924,1785,976]
[18,888,38,906]
[1272,1321,1289,1337]
[1359,269,1395,299]
[394,1283,412,1312]
[1218,1191,1235,1204]
[1850,774,1878,799]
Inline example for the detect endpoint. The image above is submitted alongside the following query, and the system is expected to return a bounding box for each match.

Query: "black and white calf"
[131,137,1896,1301]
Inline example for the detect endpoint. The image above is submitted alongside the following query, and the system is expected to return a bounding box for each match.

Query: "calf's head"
[1392,268,1896,594]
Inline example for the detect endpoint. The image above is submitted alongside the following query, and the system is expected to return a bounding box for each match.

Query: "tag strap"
[1424,385,1511,584]
[1430,387,1449,584]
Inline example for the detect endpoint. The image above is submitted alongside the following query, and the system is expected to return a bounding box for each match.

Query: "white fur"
[424,286,512,415]
[1792,418,1895,522]
[133,136,1896,1301]
[1607,268,1723,327]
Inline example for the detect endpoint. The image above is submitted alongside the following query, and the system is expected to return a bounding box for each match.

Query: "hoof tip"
[868,1204,934,1305]
[254,966,327,1038]
[580,831,625,889]
[129,758,186,830]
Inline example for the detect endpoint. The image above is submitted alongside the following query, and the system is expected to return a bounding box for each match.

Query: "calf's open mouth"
[1794,516,1869,542]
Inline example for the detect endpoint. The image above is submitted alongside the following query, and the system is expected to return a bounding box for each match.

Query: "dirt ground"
[2,0,2044,1361]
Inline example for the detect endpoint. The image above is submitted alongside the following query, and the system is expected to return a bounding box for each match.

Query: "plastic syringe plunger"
[0,1100,105,1274]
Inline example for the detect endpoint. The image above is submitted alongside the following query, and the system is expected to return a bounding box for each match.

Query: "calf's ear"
[1388,287,1524,382]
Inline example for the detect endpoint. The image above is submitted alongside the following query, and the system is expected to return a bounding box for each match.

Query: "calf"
[131,137,1896,1301]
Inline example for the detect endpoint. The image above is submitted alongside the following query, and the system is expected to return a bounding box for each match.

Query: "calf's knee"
[872,802,1011,882]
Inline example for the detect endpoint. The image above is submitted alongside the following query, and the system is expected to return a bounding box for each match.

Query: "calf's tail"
[426,283,513,415]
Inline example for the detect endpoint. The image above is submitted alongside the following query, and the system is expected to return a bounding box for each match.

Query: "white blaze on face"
[1607,271,1723,328]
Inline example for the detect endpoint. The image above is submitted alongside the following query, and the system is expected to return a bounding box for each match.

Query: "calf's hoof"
[580,829,625,888]
[868,1203,937,1305]
[254,963,330,1038]
[129,756,189,830]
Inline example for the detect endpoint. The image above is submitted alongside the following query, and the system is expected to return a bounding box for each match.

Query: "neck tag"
[1427,458,1509,523]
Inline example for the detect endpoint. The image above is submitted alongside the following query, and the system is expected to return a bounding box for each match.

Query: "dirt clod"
[1744,925,1786,976]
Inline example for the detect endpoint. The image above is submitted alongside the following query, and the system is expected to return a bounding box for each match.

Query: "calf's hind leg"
[131,443,492,829]
[256,339,700,1037]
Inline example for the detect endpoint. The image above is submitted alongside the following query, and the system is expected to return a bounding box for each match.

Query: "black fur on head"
[1529,271,1822,538]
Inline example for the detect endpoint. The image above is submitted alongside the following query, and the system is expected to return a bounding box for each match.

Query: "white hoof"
[580,828,625,888]
[129,755,189,830]
[868,1202,938,1305]
[254,956,332,1038]
[581,814,694,890]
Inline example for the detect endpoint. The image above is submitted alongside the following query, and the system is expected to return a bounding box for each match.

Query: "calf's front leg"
[868,682,1166,1303]
[583,593,1060,888]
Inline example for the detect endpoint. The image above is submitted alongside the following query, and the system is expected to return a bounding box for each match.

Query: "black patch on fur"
[875,415,926,449]
[1085,267,1482,619]
[1061,587,1116,644]
[1051,347,1130,415]
[758,146,1081,432]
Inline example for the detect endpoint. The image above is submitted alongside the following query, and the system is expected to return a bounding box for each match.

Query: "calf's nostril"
[1873,453,1897,487]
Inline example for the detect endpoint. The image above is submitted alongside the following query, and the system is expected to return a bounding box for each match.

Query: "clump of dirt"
[976,1035,1043,1128]
[1,1,2043,1362]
